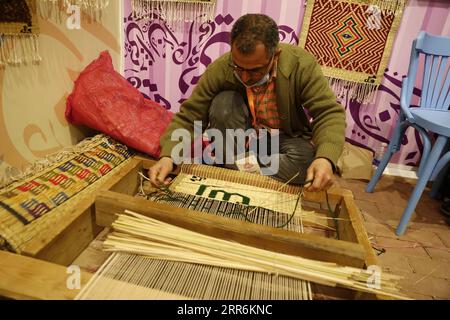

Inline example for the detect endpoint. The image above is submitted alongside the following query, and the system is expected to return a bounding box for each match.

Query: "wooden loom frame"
[0,156,383,300]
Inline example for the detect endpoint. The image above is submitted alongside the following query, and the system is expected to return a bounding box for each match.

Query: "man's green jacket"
[160,43,346,167]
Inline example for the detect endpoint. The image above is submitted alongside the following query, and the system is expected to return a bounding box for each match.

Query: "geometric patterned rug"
[0,135,133,253]
[299,0,406,103]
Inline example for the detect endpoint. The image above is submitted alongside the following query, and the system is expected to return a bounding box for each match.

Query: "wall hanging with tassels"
[131,0,216,27]
[0,0,111,68]
[299,0,407,104]
[0,0,41,67]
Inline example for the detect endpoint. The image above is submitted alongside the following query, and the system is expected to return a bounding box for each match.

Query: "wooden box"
[0,156,382,300]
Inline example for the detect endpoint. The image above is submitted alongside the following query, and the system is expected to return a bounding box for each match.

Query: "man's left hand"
[304,158,335,192]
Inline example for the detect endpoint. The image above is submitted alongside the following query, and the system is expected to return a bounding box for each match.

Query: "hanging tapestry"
[0,0,41,67]
[299,0,406,103]
[131,0,216,27]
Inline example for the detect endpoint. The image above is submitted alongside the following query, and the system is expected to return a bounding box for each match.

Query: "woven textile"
[299,0,405,103]
[0,135,133,252]
[158,164,332,233]
[0,0,41,66]
[0,0,38,35]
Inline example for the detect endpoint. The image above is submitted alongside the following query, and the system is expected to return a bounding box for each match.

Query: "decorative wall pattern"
[124,1,302,109]
[0,3,122,184]
[124,0,449,167]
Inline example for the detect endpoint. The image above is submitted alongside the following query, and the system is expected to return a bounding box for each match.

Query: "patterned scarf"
[0,0,41,66]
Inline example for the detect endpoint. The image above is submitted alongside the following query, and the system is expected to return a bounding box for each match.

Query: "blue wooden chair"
[365,31,450,236]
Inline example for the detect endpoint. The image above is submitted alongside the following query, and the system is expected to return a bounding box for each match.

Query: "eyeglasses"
[228,55,274,78]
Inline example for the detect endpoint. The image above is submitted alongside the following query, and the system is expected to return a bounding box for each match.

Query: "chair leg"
[396,136,448,236]
[366,146,395,193]
[429,150,450,198]
[366,121,407,193]
[414,125,432,177]
[430,165,449,198]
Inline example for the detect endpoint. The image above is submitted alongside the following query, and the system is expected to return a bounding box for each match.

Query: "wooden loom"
[0,156,401,300]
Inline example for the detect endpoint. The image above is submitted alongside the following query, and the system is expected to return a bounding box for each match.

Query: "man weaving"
[150,14,346,192]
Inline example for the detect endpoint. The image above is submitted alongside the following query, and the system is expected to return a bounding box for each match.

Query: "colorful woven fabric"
[0,135,133,252]
[0,0,40,66]
[299,0,405,102]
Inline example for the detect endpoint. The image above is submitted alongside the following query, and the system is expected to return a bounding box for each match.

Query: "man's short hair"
[230,14,280,57]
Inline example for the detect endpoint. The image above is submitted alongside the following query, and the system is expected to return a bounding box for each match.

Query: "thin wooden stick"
[103,210,410,300]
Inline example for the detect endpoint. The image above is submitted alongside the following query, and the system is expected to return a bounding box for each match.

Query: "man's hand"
[149,157,175,187]
[304,158,335,192]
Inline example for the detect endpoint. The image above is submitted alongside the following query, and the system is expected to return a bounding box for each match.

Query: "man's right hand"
[149,157,175,187]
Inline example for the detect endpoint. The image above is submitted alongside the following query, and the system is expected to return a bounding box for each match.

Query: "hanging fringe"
[0,34,41,68]
[37,0,110,20]
[327,77,379,104]
[339,0,406,16]
[131,0,216,29]
[368,0,406,16]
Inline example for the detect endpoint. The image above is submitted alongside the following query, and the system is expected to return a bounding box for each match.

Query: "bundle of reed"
[103,210,410,300]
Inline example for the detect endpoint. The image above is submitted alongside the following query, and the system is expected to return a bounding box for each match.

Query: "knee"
[273,154,310,184]
[281,140,315,164]
[271,138,315,184]
[209,91,248,127]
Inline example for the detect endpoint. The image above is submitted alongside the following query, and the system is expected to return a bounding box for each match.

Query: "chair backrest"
[404,32,450,111]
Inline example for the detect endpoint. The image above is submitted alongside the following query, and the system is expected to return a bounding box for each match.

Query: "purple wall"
[124,0,450,166]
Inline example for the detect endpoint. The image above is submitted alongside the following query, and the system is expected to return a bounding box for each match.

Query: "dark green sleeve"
[298,54,346,166]
[159,61,226,159]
